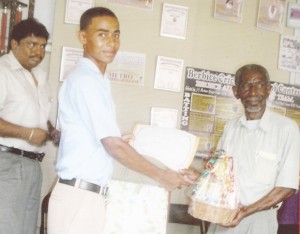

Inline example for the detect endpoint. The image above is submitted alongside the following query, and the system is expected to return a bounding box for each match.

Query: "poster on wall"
[106,51,146,86]
[65,0,94,24]
[150,107,178,128]
[290,72,300,86]
[214,0,244,24]
[160,3,189,40]
[59,48,145,86]
[106,0,153,10]
[257,0,286,33]
[180,67,241,156]
[268,82,300,126]
[180,66,300,157]
[59,47,83,82]
[278,35,300,73]
[154,56,184,92]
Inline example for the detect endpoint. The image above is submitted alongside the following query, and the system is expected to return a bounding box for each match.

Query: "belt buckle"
[101,186,109,197]
[37,153,45,162]
[0,145,9,152]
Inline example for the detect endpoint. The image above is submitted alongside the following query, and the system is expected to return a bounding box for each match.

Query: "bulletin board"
[45,0,298,216]
[48,0,296,135]
[180,66,300,157]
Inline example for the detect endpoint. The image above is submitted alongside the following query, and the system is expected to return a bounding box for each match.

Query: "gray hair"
[235,64,270,86]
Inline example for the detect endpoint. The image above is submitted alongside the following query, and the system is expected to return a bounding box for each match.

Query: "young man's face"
[233,70,272,120]
[11,35,47,71]
[80,16,120,73]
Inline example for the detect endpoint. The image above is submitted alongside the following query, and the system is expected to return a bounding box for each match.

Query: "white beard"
[246,106,262,113]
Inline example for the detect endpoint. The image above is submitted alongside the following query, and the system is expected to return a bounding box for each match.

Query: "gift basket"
[187,150,240,224]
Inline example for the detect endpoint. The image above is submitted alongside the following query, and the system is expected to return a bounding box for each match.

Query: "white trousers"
[48,181,106,234]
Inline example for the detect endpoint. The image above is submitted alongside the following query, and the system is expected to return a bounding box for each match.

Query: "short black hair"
[11,18,49,43]
[80,7,118,31]
[235,64,270,86]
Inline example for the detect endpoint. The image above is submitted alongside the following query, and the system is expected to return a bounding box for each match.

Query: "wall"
[39,0,296,233]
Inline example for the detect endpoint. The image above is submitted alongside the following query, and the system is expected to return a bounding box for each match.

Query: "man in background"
[208,64,299,233]
[0,18,59,234]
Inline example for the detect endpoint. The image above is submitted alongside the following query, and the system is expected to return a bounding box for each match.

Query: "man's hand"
[179,168,200,184]
[121,134,133,143]
[220,206,245,228]
[158,168,191,191]
[221,187,296,228]
[49,129,61,146]
[47,121,61,146]
[158,168,200,191]
[28,128,49,146]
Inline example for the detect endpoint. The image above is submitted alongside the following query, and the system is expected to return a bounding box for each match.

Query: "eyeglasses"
[25,41,46,51]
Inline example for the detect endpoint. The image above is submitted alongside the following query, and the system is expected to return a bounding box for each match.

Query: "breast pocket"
[254,151,277,185]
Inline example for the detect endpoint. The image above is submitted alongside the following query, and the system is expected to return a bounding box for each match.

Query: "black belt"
[0,144,45,162]
[58,178,109,196]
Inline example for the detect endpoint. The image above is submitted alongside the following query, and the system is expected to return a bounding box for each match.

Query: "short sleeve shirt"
[217,109,300,205]
[56,58,121,186]
[0,52,52,152]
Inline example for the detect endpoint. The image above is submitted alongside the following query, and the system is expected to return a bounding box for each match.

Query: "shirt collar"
[239,108,271,132]
[7,51,24,71]
[7,51,39,74]
[80,57,103,75]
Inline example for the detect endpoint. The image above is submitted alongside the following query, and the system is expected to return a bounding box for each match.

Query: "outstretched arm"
[222,187,295,227]
[102,136,195,191]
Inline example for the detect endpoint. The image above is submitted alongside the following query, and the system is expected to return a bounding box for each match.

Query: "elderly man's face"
[233,71,272,120]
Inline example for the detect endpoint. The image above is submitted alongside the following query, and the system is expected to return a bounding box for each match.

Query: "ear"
[232,86,240,99]
[265,84,272,98]
[78,31,86,45]
[10,39,18,51]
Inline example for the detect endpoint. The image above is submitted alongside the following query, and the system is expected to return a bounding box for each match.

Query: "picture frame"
[64,0,94,24]
[287,3,300,29]
[59,47,83,82]
[160,3,189,40]
[105,0,153,11]
[257,0,286,33]
[214,0,244,24]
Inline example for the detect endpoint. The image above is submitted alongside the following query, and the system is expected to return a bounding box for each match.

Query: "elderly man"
[208,64,299,234]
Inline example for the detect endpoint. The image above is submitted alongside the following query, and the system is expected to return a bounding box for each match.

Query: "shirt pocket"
[253,150,277,185]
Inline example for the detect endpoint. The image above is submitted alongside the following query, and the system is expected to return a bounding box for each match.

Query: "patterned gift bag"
[187,150,240,224]
[103,179,169,234]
